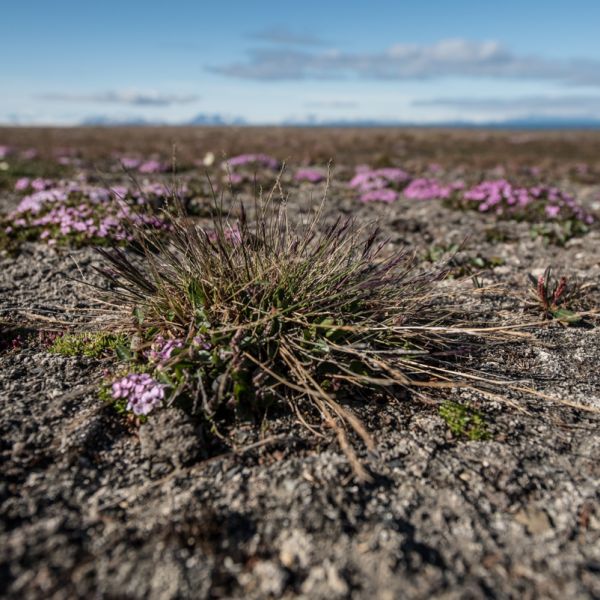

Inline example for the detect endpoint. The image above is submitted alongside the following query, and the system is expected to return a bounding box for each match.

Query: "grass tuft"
[82,179,524,480]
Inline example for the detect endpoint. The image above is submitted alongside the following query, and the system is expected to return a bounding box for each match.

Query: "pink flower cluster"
[192,334,212,351]
[360,188,399,203]
[119,157,167,173]
[0,145,11,159]
[21,148,38,160]
[139,159,167,174]
[403,178,464,201]
[53,147,78,165]
[294,168,325,183]
[33,205,122,240]
[227,172,245,185]
[6,181,169,244]
[120,157,141,169]
[350,167,410,202]
[463,180,593,224]
[111,373,165,416]
[148,336,184,363]
[350,167,410,191]
[225,154,280,170]
[205,225,242,245]
[14,177,55,192]
[12,188,70,215]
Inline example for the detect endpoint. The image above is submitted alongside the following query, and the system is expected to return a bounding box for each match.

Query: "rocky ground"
[1,132,599,599]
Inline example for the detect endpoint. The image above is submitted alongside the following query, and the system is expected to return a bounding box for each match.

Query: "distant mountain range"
[78,114,600,129]
[281,115,600,129]
[80,113,247,127]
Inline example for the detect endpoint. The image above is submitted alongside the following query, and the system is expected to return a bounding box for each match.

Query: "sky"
[2,0,600,125]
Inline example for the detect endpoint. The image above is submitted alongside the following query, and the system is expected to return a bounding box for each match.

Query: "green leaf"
[313,339,330,355]
[115,344,133,361]
[133,307,145,325]
[551,308,582,324]
[471,256,485,268]
[195,350,212,363]
[319,317,335,329]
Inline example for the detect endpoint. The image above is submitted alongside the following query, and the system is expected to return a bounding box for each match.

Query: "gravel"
[1,175,599,599]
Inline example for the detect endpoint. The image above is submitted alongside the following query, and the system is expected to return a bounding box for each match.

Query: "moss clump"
[50,332,127,358]
[439,400,489,441]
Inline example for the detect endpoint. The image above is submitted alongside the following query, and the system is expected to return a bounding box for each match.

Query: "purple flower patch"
[225,154,280,170]
[111,373,165,416]
[138,159,166,174]
[294,168,325,183]
[462,179,593,224]
[5,180,169,246]
[403,178,463,201]
[360,188,399,203]
[148,336,184,363]
[350,167,410,202]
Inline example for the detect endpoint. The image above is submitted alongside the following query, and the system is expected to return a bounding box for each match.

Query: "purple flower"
[110,185,129,199]
[14,178,30,191]
[349,167,410,193]
[21,148,38,160]
[31,178,53,192]
[228,172,244,185]
[205,226,242,245]
[120,157,141,169]
[148,336,184,363]
[294,168,325,183]
[138,159,165,174]
[111,373,165,416]
[226,154,280,170]
[192,335,212,351]
[403,178,454,201]
[360,189,399,203]
[462,179,593,224]
[6,178,169,244]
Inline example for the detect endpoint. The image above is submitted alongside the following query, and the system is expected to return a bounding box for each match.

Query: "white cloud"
[249,26,327,47]
[38,91,200,106]
[211,38,600,86]
[414,95,600,117]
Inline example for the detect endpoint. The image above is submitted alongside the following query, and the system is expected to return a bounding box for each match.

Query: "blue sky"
[3,0,600,124]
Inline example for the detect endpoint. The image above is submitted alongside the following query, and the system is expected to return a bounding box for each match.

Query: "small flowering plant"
[111,373,166,416]
[527,267,583,324]
[14,177,55,192]
[2,180,170,248]
[452,179,594,244]
[463,180,592,222]
[147,335,185,364]
[138,159,168,174]
[225,153,280,170]
[115,156,168,173]
[294,168,326,183]
[95,332,213,419]
[349,166,410,202]
[220,154,281,188]
[403,178,464,201]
